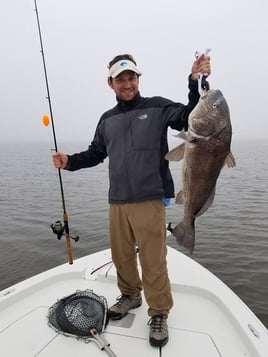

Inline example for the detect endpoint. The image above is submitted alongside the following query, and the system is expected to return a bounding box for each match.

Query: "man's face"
[108,70,139,101]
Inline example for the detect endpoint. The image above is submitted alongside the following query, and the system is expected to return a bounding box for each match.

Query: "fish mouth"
[201,89,223,100]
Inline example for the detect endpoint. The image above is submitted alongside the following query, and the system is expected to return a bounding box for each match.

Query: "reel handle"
[50,221,79,241]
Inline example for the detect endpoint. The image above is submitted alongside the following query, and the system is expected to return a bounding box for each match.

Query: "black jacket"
[66,77,202,203]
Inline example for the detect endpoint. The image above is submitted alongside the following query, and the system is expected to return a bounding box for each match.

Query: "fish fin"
[173,130,195,142]
[173,220,195,255]
[173,130,187,141]
[175,190,185,204]
[165,143,185,161]
[186,131,196,142]
[195,186,216,217]
[224,152,236,168]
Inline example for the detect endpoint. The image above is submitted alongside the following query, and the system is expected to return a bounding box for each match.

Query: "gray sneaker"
[148,315,168,347]
[108,293,142,320]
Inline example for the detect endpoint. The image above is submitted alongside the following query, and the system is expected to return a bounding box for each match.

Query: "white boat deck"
[0,246,267,356]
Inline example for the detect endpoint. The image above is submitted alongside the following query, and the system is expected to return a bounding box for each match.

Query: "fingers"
[197,54,211,75]
[52,152,68,169]
[191,55,211,80]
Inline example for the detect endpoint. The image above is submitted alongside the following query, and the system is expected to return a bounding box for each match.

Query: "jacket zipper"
[121,102,134,201]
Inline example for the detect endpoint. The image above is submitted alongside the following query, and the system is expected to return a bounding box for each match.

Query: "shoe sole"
[108,301,142,320]
[149,336,169,347]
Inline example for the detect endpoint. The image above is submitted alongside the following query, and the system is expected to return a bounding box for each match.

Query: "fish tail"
[172,220,195,255]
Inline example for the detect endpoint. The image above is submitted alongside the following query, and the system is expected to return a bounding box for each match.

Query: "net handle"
[90,329,117,357]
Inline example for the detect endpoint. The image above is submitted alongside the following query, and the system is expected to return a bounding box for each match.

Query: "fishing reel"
[50,220,79,242]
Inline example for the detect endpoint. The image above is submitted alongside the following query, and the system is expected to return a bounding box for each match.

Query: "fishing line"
[34,0,78,264]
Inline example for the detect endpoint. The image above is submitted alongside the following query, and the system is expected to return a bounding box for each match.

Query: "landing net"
[48,289,108,338]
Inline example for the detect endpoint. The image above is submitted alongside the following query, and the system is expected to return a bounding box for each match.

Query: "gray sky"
[1,0,268,144]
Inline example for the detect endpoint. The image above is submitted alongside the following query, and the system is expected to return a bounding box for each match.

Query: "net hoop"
[48,289,108,340]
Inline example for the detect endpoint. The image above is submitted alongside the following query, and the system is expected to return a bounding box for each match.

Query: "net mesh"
[48,289,108,337]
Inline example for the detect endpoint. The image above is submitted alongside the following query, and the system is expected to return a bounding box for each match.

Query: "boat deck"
[0,247,267,356]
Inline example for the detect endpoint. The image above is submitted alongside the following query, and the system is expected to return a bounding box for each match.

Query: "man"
[52,53,211,347]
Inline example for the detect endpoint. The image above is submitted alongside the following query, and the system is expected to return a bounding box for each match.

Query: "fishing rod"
[34,0,79,264]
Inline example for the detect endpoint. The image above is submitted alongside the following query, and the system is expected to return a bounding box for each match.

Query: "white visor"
[109,59,141,78]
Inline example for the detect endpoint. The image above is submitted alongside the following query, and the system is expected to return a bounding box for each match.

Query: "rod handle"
[66,235,73,264]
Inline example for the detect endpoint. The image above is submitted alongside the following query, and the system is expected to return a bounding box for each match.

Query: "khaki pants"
[109,200,173,316]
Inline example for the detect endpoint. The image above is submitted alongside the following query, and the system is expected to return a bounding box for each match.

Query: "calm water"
[0,140,267,328]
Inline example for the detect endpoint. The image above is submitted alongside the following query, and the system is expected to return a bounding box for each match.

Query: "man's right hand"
[52,152,68,169]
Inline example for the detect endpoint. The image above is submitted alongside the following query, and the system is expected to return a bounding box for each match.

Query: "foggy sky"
[1,0,268,144]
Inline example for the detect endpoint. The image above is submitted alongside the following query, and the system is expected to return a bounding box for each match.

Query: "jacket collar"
[116,92,142,111]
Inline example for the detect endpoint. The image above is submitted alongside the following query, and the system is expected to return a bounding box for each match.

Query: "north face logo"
[138,114,148,120]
